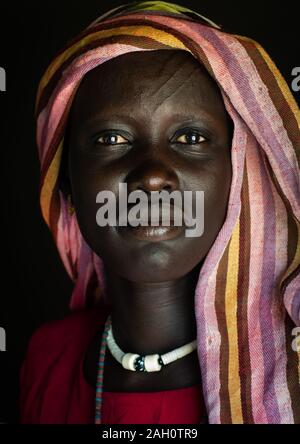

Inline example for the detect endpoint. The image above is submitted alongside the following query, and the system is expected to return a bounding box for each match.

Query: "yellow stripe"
[225,218,243,423]
[234,34,300,127]
[40,140,64,224]
[37,25,189,104]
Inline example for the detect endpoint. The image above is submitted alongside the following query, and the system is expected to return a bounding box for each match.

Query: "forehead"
[70,49,225,120]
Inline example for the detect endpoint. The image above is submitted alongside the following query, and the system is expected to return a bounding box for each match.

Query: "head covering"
[36,1,300,423]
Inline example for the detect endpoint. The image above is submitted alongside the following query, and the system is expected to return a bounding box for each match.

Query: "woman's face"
[66,49,232,282]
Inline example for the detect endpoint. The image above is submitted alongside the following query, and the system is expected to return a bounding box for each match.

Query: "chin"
[122,245,195,282]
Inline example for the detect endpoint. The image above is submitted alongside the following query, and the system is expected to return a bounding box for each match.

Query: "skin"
[62,49,233,392]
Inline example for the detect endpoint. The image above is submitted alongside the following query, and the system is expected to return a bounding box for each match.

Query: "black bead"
[158,355,164,367]
[134,355,145,372]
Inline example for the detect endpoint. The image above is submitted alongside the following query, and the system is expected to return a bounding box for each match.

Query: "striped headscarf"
[36,1,300,423]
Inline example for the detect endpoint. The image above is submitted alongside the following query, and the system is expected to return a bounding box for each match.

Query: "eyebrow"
[83,111,219,129]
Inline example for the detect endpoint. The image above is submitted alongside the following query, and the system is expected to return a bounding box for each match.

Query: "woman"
[19,1,300,424]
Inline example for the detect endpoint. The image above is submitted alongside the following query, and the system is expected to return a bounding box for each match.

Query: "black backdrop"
[0,0,299,424]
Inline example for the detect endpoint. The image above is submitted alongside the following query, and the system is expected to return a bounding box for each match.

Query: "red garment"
[19,308,207,424]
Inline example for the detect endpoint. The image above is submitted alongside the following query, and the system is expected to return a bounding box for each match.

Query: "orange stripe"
[224,219,243,423]
[40,140,64,225]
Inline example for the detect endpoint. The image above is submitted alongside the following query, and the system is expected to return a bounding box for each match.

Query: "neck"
[105,263,201,355]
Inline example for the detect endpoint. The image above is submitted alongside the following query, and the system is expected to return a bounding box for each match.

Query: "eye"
[95,132,129,145]
[174,131,207,145]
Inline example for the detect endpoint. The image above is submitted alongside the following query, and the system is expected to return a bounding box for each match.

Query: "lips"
[121,223,184,242]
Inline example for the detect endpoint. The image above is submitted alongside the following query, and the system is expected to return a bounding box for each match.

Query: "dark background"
[0,0,299,424]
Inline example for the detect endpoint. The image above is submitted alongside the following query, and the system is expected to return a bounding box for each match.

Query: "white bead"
[106,322,197,372]
[161,340,197,365]
[121,353,140,371]
[144,354,162,372]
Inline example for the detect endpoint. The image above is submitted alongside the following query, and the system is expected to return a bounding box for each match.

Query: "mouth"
[121,223,184,242]
[118,223,184,242]
[117,204,185,242]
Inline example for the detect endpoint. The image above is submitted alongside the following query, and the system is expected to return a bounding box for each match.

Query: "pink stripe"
[268,164,294,423]
[195,269,220,423]
[56,191,75,279]
[245,142,268,423]
[257,148,281,422]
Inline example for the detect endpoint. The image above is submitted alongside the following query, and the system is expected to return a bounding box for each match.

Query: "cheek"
[71,163,119,240]
[205,173,231,212]
[191,160,232,237]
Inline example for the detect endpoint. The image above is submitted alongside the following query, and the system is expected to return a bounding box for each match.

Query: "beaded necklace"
[94,313,204,424]
[94,314,112,424]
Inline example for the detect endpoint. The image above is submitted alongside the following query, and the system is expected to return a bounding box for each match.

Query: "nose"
[127,161,180,196]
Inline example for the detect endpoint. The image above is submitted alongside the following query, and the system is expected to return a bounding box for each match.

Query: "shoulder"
[19,305,110,423]
[22,305,109,368]
[27,308,105,350]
